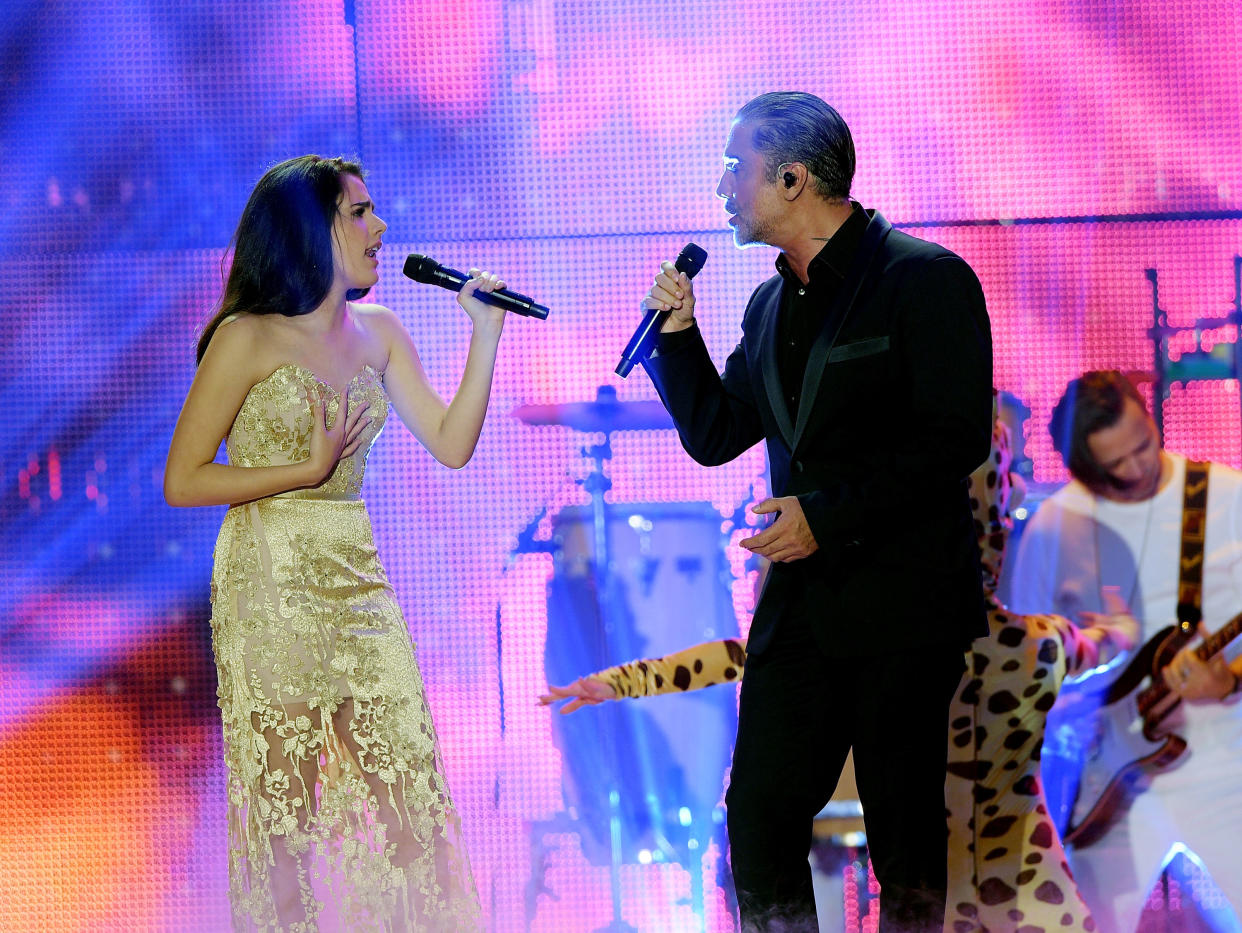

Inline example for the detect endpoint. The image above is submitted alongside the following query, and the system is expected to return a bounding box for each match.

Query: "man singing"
[638,91,993,930]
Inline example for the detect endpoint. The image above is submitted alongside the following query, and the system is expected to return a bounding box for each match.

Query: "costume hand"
[456,268,508,334]
[1078,585,1140,652]
[740,496,819,563]
[641,260,696,331]
[539,677,618,714]
[305,388,371,484]
[1162,623,1236,703]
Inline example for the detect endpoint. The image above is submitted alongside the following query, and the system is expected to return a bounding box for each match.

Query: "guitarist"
[1008,370,1242,933]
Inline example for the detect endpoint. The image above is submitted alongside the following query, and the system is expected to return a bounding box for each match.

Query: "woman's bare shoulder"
[200,313,282,382]
[349,302,399,327]
[349,302,407,345]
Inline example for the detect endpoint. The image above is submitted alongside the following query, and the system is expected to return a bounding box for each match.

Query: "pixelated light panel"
[2,0,1240,930]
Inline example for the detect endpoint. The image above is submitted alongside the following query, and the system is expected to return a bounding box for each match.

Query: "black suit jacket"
[644,210,993,657]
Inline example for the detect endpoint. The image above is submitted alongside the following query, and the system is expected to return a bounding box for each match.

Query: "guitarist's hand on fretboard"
[1162,622,1239,703]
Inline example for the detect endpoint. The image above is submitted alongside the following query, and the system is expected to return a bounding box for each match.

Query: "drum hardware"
[811,752,873,931]
[515,386,648,933]
[512,384,675,435]
[514,386,735,933]
[512,506,556,557]
[812,751,867,848]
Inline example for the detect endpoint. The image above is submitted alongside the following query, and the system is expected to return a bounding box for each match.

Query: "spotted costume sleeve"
[594,638,747,698]
[1042,611,1096,678]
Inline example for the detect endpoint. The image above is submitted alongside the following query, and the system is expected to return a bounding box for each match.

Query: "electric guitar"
[1064,609,1242,848]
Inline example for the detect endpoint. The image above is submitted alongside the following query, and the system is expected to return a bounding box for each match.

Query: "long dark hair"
[196,155,370,363]
[1049,370,1152,490]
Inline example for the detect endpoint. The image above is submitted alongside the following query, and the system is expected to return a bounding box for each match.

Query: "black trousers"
[725,610,965,932]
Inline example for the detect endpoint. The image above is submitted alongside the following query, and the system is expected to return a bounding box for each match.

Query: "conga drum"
[544,501,739,864]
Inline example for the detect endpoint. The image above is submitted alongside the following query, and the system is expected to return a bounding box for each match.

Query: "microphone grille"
[675,243,708,279]
[403,254,438,283]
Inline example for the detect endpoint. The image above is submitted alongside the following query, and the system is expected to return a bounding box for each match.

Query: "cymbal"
[512,385,674,432]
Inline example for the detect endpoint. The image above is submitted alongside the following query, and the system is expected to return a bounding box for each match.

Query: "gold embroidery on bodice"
[227,362,387,499]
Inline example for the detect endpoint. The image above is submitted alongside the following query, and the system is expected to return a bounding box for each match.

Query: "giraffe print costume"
[567,421,1103,932]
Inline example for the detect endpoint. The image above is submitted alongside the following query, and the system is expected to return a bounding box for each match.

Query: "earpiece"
[783,172,796,188]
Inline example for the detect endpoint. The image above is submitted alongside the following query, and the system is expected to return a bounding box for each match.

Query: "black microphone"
[402,254,550,320]
[615,243,708,378]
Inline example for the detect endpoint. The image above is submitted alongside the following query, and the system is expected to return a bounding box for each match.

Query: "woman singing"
[165,154,507,930]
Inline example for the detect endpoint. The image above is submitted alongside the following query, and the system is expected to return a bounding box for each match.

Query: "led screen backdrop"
[1,0,1240,929]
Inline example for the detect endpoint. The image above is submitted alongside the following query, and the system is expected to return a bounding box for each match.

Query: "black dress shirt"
[775,202,868,419]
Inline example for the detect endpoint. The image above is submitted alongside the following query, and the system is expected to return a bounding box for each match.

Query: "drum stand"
[516,387,717,933]
[581,433,639,933]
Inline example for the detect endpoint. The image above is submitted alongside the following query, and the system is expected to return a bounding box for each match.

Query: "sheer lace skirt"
[210,497,479,931]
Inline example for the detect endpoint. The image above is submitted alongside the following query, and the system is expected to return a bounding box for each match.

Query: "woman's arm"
[164,317,370,507]
[364,272,506,469]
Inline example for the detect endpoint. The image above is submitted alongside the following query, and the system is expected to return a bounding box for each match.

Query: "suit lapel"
[758,287,796,448]
[790,210,893,451]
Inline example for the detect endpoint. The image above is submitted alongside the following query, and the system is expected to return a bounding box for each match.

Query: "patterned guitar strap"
[1175,460,1210,640]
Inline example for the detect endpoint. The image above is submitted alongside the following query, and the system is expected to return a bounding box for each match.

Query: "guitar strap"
[1176,460,1210,635]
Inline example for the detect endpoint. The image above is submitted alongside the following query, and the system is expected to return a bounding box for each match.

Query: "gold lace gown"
[209,362,480,931]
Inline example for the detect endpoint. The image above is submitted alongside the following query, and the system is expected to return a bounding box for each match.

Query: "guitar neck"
[1197,609,1242,661]
[1137,609,1242,712]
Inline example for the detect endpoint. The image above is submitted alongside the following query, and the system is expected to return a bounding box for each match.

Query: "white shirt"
[1008,453,1242,766]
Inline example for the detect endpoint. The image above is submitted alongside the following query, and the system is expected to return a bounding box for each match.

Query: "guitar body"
[1064,626,1192,848]
[1063,709,1187,847]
